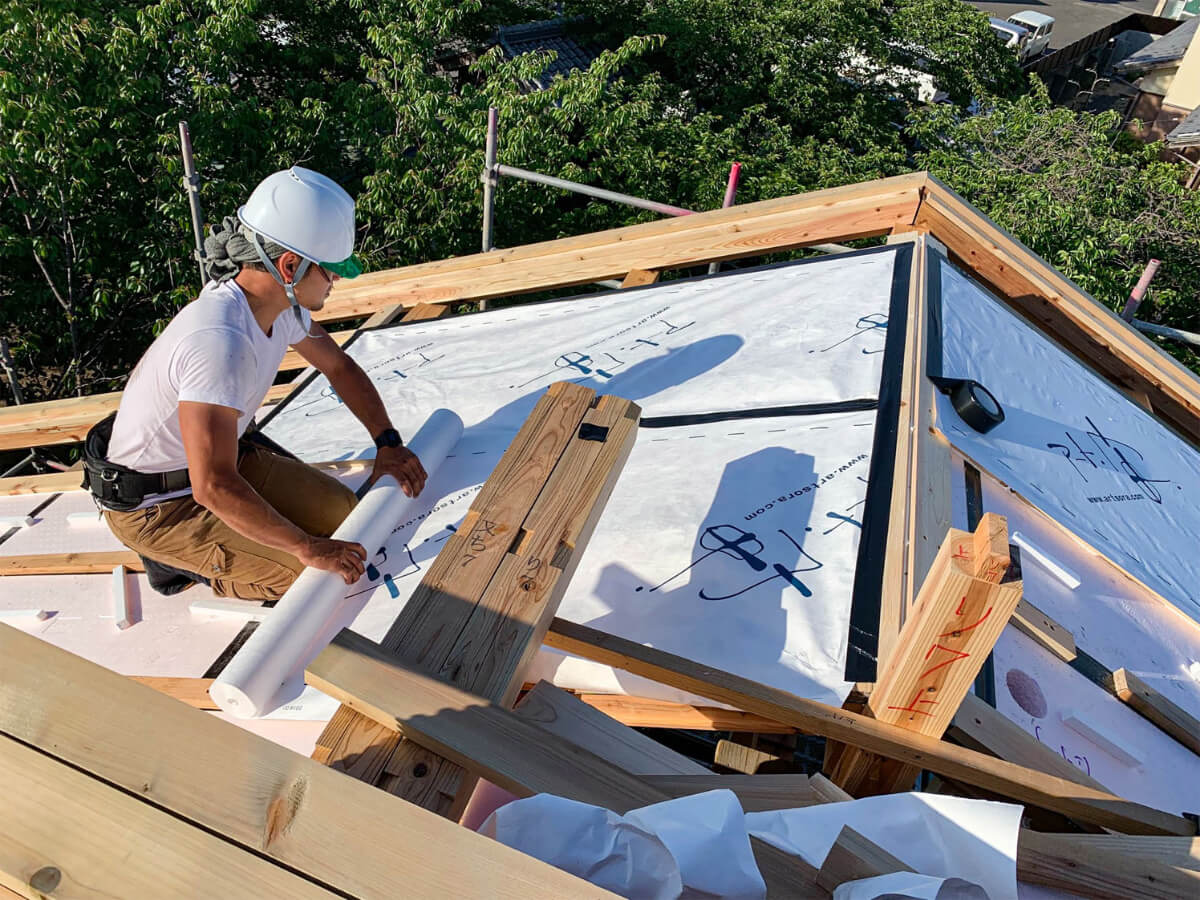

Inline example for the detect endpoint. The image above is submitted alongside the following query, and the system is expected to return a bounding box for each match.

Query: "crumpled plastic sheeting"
[480,790,765,899]
[481,791,1019,900]
[835,873,990,900]
[747,793,1020,900]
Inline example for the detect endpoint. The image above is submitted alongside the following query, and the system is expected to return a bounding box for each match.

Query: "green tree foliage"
[1,0,1197,406]
[915,89,1200,369]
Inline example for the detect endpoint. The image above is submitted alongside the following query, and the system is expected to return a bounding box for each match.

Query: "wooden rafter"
[0,623,610,899]
[544,617,1194,836]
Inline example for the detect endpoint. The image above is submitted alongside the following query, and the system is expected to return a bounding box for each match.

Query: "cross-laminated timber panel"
[0,624,609,899]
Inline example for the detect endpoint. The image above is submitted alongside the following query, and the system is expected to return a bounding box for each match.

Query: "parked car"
[1007,11,1055,60]
[988,17,1029,55]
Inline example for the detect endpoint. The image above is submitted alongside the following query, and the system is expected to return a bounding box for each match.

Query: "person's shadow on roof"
[556,444,851,706]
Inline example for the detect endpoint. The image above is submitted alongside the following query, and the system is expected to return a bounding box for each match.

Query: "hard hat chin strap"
[249,231,310,327]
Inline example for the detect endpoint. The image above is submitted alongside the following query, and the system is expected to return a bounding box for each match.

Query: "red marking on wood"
[939,605,993,638]
[887,689,939,717]
[954,594,967,615]
[918,643,971,681]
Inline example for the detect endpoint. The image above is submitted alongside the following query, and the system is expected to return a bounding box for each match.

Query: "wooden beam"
[128,676,217,710]
[643,774,830,813]
[715,738,790,774]
[313,175,927,322]
[1017,829,1200,899]
[1010,598,1076,662]
[1039,834,1200,871]
[0,550,142,575]
[278,329,354,372]
[620,268,660,288]
[306,630,821,897]
[948,693,1109,792]
[513,681,707,775]
[832,515,1022,796]
[877,233,953,672]
[313,382,640,818]
[0,734,337,900]
[0,624,611,899]
[544,618,1194,836]
[1112,668,1200,757]
[575,693,795,733]
[917,177,1200,446]
[815,825,914,892]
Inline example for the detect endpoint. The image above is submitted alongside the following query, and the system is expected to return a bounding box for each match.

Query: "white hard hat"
[237,167,361,278]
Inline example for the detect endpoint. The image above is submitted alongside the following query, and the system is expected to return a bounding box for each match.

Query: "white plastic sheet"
[935,257,1200,623]
[836,874,989,900]
[260,251,900,710]
[482,791,1019,900]
[480,791,764,900]
[746,793,1021,900]
[264,249,900,461]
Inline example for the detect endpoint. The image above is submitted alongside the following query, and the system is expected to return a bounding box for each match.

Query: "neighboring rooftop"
[494,18,603,90]
[1167,104,1200,145]
[1116,12,1200,70]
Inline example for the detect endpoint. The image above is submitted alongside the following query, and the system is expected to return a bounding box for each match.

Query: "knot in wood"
[30,866,61,893]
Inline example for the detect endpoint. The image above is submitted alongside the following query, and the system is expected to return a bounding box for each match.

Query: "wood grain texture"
[621,268,660,288]
[815,825,914,892]
[0,550,142,575]
[715,739,788,774]
[306,631,819,898]
[644,774,825,812]
[382,391,641,813]
[575,693,795,733]
[1017,829,1200,899]
[1010,599,1076,662]
[947,693,1108,792]
[0,623,611,900]
[0,734,336,900]
[127,676,217,710]
[834,518,1023,796]
[514,682,707,775]
[878,233,953,671]
[1112,668,1200,756]
[545,617,1193,836]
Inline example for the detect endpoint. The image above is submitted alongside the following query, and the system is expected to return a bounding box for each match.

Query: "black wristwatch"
[373,428,403,449]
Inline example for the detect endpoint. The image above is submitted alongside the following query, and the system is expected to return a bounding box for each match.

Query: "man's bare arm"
[292,323,427,496]
[178,400,366,584]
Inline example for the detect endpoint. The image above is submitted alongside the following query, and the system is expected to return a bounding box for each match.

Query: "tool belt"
[81,413,191,512]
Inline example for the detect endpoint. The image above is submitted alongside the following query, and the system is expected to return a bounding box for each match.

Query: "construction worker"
[83,167,426,599]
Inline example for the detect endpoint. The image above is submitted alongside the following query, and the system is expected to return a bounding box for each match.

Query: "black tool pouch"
[81,413,191,512]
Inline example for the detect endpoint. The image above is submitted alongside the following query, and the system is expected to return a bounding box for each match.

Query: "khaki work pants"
[105,444,357,600]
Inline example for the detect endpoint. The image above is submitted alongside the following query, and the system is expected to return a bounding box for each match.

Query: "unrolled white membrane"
[210,408,463,718]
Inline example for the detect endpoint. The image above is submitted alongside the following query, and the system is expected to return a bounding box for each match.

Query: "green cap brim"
[321,255,364,279]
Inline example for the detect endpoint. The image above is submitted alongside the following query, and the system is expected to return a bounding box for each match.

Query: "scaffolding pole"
[178,121,207,286]
[708,162,742,274]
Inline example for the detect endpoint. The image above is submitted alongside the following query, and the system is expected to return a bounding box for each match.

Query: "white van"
[1007,11,1055,60]
[989,17,1029,54]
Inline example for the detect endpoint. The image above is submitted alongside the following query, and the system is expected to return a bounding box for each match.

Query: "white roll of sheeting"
[210,409,464,718]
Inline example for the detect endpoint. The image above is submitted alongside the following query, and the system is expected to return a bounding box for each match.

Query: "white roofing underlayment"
[3,244,1199,820]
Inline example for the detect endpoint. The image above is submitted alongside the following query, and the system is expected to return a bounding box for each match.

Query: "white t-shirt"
[107,280,311,496]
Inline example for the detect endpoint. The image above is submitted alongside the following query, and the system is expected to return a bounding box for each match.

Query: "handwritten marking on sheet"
[1045,416,1175,504]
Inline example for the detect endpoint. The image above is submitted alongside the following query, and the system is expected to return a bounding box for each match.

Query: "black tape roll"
[949,379,1004,433]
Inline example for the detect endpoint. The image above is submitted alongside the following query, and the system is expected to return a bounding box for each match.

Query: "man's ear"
[277,251,301,282]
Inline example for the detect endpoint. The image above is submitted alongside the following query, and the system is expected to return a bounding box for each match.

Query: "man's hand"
[298,536,368,585]
[369,445,427,497]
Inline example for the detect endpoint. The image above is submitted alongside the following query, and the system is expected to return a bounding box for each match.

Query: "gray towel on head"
[203,216,288,283]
